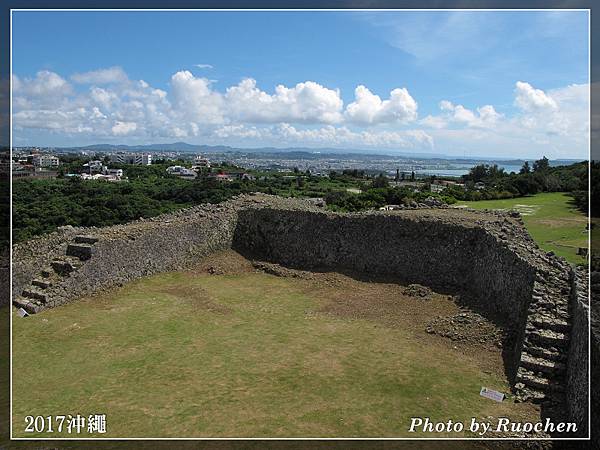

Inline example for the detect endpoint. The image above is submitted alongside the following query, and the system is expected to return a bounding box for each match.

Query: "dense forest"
[12,176,255,242]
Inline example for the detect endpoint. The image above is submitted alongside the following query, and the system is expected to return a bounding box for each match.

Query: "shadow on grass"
[232,243,579,441]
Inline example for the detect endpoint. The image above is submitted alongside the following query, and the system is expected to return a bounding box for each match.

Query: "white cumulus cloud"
[345,85,418,124]
[170,70,225,125]
[71,66,129,85]
[111,121,137,136]
[428,100,502,128]
[10,67,588,157]
[12,71,72,100]
[225,78,344,124]
[514,81,558,112]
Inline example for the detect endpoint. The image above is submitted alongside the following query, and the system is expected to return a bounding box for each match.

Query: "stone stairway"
[13,235,98,314]
[514,263,572,404]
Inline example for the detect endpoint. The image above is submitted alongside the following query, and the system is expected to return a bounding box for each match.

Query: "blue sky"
[12,10,590,158]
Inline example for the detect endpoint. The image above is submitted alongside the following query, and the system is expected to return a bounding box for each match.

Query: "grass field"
[12,266,538,438]
[457,192,588,265]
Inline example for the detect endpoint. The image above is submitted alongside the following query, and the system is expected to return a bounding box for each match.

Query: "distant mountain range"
[58,142,584,165]
[60,142,451,159]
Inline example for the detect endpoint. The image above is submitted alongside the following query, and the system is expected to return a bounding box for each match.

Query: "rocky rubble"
[252,261,315,279]
[425,309,504,348]
[403,283,434,299]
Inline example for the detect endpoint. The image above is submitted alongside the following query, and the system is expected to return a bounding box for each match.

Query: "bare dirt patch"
[158,284,232,314]
[426,311,504,349]
[247,259,509,376]
[187,250,256,275]
[536,218,587,228]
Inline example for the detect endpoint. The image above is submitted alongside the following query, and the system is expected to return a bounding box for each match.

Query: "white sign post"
[480,387,504,402]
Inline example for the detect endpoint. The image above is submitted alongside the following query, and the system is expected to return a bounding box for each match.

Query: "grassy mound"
[459,192,588,264]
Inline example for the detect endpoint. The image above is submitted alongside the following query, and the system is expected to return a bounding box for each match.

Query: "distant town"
[9,145,583,183]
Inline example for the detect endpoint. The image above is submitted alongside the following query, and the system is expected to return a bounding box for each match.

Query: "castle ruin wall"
[233,208,536,330]
[12,202,241,305]
[11,194,589,434]
[566,267,590,437]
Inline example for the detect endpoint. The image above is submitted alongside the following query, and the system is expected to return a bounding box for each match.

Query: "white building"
[430,183,446,193]
[194,155,211,168]
[81,173,123,182]
[110,153,152,165]
[166,165,197,179]
[32,154,60,168]
[83,160,104,172]
[103,168,124,178]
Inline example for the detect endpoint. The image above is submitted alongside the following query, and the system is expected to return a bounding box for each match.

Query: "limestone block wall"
[233,208,536,328]
[12,202,241,307]
[11,194,587,433]
[591,267,600,445]
[591,308,600,445]
[566,267,590,437]
[12,226,83,297]
[0,249,8,306]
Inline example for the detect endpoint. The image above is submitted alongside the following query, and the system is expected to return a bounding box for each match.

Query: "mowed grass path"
[13,272,534,438]
[458,192,588,264]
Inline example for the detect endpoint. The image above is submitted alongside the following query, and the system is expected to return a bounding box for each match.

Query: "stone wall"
[12,202,242,308]
[566,266,590,437]
[233,208,536,329]
[0,248,8,306]
[590,269,600,445]
[11,194,587,434]
[12,226,82,297]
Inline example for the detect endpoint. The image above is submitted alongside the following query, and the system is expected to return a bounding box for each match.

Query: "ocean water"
[415,165,524,177]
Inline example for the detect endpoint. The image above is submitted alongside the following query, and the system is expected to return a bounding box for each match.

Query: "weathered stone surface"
[74,235,99,244]
[566,266,590,437]
[0,248,8,306]
[403,284,433,299]
[66,243,95,260]
[425,310,503,347]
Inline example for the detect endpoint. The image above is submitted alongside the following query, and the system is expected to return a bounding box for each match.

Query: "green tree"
[533,156,550,173]
[465,164,489,182]
[372,174,389,188]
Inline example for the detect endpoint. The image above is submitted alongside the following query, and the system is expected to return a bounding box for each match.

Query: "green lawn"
[457,192,588,265]
[12,272,535,438]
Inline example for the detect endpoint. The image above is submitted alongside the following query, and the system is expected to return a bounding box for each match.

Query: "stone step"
[66,243,95,261]
[74,235,99,244]
[31,278,51,289]
[530,315,570,333]
[520,352,565,375]
[51,257,81,275]
[516,370,564,393]
[515,384,566,405]
[528,299,555,310]
[22,288,48,303]
[514,384,548,403]
[526,329,569,349]
[555,310,570,321]
[524,345,566,362]
[13,297,43,314]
